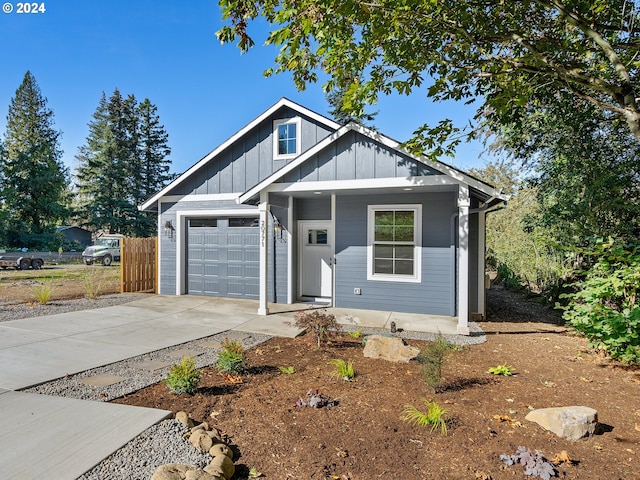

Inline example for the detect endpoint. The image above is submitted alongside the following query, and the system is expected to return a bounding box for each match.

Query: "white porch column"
[457,185,470,335]
[477,209,487,320]
[258,192,270,315]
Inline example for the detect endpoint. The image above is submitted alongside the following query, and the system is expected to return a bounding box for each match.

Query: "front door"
[299,221,333,300]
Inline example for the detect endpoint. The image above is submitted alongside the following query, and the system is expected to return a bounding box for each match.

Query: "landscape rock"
[207,453,235,479]
[191,422,210,433]
[189,430,214,451]
[203,429,224,443]
[525,406,598,440]
[151,463,190,480]
[175,411,194,428]
[184,468,222,480]
[363,335,420,363]
[209,443,234,460]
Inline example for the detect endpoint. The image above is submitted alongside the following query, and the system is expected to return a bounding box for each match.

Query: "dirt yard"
[114,287,640,480]
[0,264,120,306]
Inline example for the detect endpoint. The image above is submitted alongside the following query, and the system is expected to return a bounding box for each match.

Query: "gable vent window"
[367,204,422,283]
[273,117,302,159]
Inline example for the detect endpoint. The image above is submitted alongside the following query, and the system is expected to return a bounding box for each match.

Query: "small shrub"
[83,268,105,299]
[278,365,296,374]
[500,446,556,479]
[417,334,454,392]
[32,282,53,304]
[215,338,245,374]
[329,358,355,381]
[561,240,640,365]
[402,399,449,434]
[347,328,363,339]
[288,308,342,348]
[165,356,201,394]
[488,364,514,376]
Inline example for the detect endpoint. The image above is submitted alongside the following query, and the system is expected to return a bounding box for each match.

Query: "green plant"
[288,308,342,348]
[31,282,53,304]
[561,240,640,365]
[329,358,355,381]
[417,334,454,392]
[215,338,245,374]
[83,268,105,299]
[164,356,201,394]
[488,364,514,376]
[278,365,296,374]
[347,328,362,339]
[402,399,449,434]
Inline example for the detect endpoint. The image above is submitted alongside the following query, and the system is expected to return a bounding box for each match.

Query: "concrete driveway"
[0,295,303,480]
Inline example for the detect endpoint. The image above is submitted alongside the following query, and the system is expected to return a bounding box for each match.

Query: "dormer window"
[273,117,301,159]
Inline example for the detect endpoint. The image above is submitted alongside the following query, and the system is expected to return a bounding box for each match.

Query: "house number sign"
[260,219,266,247]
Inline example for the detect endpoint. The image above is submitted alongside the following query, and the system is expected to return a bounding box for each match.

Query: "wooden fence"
[120,237,157,293]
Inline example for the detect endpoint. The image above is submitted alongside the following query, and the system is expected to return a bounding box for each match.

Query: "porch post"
[258,192,269,315]
[477,209,487,320]
[457,185,470,335]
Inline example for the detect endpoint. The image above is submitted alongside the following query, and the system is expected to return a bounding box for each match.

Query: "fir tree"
[75,90,172,237]
[0,71,69,248]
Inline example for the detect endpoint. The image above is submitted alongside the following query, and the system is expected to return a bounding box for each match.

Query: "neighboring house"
[141,98,507,335]
[56,226,92,247]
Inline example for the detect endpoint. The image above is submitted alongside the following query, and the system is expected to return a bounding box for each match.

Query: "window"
[229,217,259,227]
[367,205,421,282]
[273,118,301,159]
[189,219,217,228]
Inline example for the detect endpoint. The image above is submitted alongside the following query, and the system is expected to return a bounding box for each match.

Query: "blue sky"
[0,0,494,176]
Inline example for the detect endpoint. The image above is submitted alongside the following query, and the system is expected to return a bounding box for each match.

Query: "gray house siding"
[334,192,457,315]
[281,131,440,184]
[167,107,334,197]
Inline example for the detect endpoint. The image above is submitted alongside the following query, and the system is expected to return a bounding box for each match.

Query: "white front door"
[299,221,333,299]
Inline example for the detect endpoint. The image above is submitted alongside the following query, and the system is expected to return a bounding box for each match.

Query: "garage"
[186,217,259,298]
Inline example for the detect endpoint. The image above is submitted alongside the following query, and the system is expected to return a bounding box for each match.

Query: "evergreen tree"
[75,90,172,237]
[0,71,69,248]
[326,83,377,126]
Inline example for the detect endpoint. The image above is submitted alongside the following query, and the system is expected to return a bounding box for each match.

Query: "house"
[55,226,92,247]
[140,98,507,335]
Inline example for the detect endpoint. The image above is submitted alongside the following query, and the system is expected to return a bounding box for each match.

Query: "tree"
[485,93,640,246]
[217,0,640,149]
[326,83,377,126]
[75,90,172,237]
[0,71,69,248]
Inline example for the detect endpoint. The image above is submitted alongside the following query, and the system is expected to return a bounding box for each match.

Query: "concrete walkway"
[0,295,304,480]
[0,294,465,480]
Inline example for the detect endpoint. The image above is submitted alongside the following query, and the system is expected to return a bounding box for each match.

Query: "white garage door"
[186,217,259,298]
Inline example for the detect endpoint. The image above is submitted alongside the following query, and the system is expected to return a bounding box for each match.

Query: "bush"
[289,308,342,348]
[561,240,640,365]
[417,335,454,392]
[215,338,245,374]
[165,356,201,394]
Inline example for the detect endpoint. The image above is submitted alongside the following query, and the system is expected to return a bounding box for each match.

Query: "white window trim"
[273,117,302,160]
[367,204,422,283]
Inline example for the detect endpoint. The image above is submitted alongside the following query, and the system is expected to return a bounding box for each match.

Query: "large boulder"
[363,335,420,363]
[189,430,213,451]
[525,406,598,441]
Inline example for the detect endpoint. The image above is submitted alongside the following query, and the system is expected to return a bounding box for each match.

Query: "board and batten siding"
[281,131,440,184]
[334,192,457,315]
[166,107,334,197]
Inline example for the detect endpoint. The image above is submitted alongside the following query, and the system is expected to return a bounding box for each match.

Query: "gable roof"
[237,122,508,206]
[139,98,341,211]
